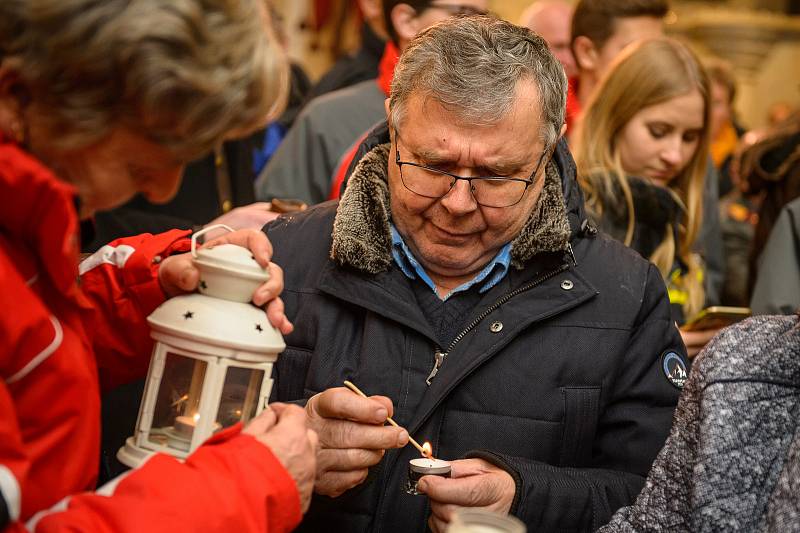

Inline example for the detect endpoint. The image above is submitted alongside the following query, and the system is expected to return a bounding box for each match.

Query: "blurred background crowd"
[88,0,800,326]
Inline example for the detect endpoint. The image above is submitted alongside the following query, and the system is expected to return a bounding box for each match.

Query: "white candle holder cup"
[406,457,452,495]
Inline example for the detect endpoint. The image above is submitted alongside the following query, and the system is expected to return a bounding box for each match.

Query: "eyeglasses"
[426,2,489,16]
[394,140,550,208]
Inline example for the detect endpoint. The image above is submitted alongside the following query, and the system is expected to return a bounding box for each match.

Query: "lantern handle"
[191,224,235,258]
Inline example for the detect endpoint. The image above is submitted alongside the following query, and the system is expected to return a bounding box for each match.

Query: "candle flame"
[192,412,200,423]
[422,442,432,458]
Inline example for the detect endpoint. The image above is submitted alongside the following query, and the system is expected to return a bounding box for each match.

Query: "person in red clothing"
[0,1,318,532]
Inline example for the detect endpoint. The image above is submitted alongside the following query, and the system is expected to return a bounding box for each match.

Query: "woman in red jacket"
[0,1,317,531]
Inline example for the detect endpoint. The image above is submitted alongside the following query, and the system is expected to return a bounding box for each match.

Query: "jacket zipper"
[425,261,571,385]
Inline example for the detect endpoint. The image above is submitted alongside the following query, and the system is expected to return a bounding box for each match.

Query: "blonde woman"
[573,38,717,356]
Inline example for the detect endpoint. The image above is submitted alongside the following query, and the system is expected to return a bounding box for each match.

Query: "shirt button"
[490,321,503,333]
[561,279,574,290]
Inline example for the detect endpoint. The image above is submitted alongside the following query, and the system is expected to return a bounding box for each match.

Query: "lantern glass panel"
[215,366,265,428]
[148,352,207,451]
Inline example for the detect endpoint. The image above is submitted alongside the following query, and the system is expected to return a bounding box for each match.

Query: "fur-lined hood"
[330,142,572,274]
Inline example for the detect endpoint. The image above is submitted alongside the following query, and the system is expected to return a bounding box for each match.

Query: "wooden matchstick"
[343,380,431,458]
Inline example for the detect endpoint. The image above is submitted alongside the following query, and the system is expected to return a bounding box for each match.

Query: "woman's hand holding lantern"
[158,228,293,334]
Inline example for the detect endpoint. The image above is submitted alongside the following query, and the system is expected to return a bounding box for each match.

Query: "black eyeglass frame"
[394,141,551,208]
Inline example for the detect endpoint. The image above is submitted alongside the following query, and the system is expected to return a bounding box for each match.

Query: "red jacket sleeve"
[7,426,301,533]
[78,230,192,391]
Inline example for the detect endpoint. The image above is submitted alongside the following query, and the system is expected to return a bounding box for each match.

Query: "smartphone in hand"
[682,306,751,332]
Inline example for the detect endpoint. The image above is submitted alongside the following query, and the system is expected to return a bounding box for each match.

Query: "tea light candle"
[174,413,201,438]
[405,457,451,495]
[174,413,221,438]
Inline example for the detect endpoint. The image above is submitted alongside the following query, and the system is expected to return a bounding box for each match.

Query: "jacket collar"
[330,133,575,274]
[592,173,684,260]
[0,138,82,297]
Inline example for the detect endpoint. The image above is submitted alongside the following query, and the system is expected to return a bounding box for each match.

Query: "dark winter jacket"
[599,314,800,532]
[265,131,686,532]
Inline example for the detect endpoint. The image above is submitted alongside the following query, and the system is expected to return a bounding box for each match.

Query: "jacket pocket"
[271,346,313,402]
[559,386,601,467]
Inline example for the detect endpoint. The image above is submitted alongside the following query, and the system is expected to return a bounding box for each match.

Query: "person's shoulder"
[696,314,800,384]
[264,202,338,287]
[265,202,337,249]
[572,230,668,315]
[577,230,653,276]
[781,196,800,218]
[302,80,383,115]
[291,80,385,140]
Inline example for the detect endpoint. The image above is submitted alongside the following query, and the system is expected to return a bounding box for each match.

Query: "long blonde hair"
[573,38,711,317]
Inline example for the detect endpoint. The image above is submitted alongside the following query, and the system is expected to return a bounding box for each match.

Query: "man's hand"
[680,327,720,358]
[244,403,319,513]
[157,228,293,334]
[418,458,516,533]
[306,387,409,497]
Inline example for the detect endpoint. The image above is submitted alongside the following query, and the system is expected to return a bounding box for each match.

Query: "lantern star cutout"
[183,311,194,319]
[199,280,208,290]
[255,323,263,332]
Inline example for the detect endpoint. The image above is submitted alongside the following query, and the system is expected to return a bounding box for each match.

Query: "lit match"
[422,442,433,458]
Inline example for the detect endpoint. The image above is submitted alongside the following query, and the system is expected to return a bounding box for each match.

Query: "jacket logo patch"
[661,351,687,389]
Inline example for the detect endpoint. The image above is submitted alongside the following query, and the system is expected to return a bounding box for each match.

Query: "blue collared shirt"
[390,224,511,300]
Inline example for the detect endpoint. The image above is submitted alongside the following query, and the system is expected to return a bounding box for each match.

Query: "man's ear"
[385,99,395,143]
[572,35,599,73]
[390,3,420,49]
[559,122,567,139]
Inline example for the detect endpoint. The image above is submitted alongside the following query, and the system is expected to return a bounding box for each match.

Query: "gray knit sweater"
[599,315,800,532]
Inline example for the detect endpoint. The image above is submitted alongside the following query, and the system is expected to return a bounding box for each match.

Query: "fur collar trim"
[330,143,571,273]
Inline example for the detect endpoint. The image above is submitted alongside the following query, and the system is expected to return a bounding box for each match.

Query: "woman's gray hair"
[0,0,288,159]
[388,15,567,148]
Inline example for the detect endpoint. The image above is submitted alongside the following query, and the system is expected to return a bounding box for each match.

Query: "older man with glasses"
[262,16,686,533]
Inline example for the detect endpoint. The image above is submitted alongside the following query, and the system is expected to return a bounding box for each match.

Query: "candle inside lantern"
[164,411,222,452]
[406,442,451,495]
[174,412,201,438]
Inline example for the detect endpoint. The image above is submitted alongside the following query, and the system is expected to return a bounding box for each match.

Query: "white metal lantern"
[118,225,285,467]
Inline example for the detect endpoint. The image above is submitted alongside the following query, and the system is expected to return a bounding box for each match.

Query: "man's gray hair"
[388,15,567,147]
